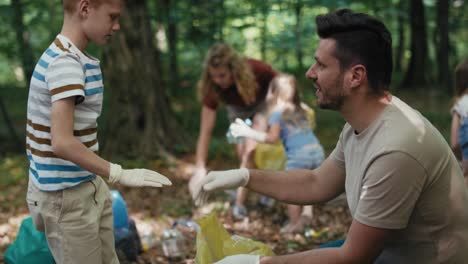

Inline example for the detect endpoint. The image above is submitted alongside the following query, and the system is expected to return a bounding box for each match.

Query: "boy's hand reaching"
[109,163,172,188]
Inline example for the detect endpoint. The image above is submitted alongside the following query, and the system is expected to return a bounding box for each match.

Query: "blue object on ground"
[111,190,129,229]
[319,239,345,248]
[4,216,55,264]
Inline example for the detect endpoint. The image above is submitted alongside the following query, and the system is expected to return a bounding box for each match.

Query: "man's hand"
[192,168,250,206]
[229,118,267,142]
[109,163,172,187]
[214,254,260,264]
[188,166,207,196]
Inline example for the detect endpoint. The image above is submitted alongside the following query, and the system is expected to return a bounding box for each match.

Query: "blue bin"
[110,190,129,230]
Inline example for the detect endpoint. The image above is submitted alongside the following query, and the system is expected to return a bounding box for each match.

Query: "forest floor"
[0,154,352,264]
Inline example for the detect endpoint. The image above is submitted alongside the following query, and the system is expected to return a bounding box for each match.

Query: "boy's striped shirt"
[26,34,103,191]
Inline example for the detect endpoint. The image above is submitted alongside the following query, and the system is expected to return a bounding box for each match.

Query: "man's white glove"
[214,254,260,264]
[109,163,172,187]
[188,166,207,196]
[230,118,267,142]
[192,168,250,206]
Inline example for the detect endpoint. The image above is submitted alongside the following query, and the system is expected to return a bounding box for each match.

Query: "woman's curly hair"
[197,43,258,105]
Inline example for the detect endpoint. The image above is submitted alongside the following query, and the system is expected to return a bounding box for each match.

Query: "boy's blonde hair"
[197,43,258,105]
[62,0,121,14]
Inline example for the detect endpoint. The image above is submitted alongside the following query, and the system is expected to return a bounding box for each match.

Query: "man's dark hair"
[316,9,392,94]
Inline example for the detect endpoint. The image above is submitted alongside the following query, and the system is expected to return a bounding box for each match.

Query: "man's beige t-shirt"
[331,96,468,263]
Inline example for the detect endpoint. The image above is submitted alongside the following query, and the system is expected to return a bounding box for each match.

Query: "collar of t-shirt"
[56,34,100,64]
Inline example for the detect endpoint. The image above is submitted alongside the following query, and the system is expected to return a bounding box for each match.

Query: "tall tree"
[402,0,428,88]
[293,0,304,71]
[394,0,406,73]
[0,95,22,150]
[11,0,35,83]
[436,0,450,90]
[259,1,269,62]
[160,0,179,93]
[102,0,183,157]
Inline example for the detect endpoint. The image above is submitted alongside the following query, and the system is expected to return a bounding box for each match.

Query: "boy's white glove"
[192,168,250,206]
[214,254,260,264]
[109,163,172,188]
[229,118,267,142]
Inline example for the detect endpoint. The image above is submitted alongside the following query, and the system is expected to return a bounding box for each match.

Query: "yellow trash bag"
[254,142,286,171]
[195,212,274,264]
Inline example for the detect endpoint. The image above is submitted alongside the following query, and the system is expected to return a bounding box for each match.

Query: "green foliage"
[0,0,466,157]
[0,155,28,187]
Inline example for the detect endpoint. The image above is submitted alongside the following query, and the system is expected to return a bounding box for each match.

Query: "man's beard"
[317,78,346,111]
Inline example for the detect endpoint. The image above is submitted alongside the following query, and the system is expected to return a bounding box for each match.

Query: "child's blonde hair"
[268,74,312,130]
[197,43,258,105]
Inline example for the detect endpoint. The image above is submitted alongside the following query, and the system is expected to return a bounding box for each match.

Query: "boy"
[26,0,171,263]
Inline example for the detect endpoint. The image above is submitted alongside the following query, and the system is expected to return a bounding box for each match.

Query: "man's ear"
[349,64,367,89]
[78,0,91,17]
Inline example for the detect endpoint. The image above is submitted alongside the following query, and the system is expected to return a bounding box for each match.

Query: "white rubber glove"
[214,254,260,264]
[188,166,207,196]
[192,168,250,206]
[230,118,267,142]
[109,163,172,187]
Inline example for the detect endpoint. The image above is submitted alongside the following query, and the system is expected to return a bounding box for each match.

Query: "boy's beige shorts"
[27,176,119,264]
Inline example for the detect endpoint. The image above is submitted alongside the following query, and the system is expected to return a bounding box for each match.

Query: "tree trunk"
[294,0,304,71]
[402,0,428,88]
[160,0,179,93]
[0,95,22,149]
[259,2,269,62]
[101,0,184,158]
[436,0,450,91]
[11,0,35,84]
[394,0,406,73]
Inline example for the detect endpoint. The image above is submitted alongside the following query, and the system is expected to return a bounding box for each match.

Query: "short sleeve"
[268,110,282,125]
[202,89,219,110]
[45,54,85,104]
[452,95,468,118]
[330,130,346,169]
[354,151,426,229]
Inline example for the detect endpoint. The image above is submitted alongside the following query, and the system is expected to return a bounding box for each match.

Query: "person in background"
[230,73,324,233]
[189,43,277,219]
[193,9,468,264]
[26,0,172,263]
[450,59,468,187]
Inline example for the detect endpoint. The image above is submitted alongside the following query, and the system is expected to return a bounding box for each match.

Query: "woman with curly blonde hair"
[190,43,277,219]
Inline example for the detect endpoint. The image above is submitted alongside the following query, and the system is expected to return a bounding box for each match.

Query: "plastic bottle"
[226,118,252,144]
[138,222,157,251]
[172,219,199,232]
[259,195,275,208]
[161,229,187,259]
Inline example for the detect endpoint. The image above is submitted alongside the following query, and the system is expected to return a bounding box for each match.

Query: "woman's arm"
[195,105,217,168]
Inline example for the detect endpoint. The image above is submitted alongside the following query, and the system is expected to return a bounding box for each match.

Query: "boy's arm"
[51,98,171,187]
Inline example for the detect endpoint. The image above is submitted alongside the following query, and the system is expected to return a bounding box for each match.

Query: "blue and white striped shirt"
[26,34,103,191]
